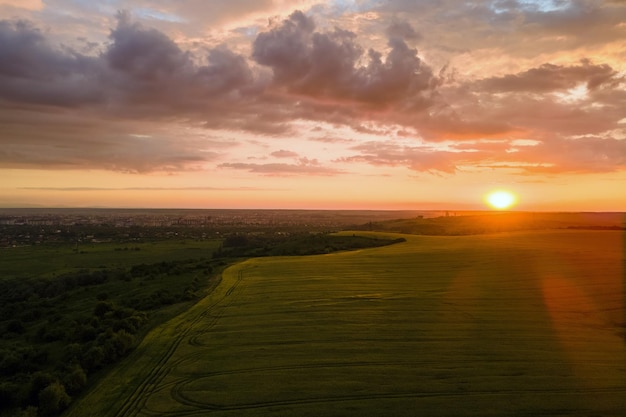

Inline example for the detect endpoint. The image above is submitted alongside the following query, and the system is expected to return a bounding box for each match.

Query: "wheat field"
[68,230,625,416]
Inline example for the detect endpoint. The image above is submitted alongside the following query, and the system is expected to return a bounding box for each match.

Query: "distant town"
[0,208,437,248]
[3,208,622,248]
[0,208,437,227]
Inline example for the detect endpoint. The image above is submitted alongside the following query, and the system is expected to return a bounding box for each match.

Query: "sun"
[485,190,518,210]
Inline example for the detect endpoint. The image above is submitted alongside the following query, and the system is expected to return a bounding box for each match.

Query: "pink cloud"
[252,11,440,109]
[0,2,624,179]
[271,149,299,158]
[475,60,622,92]
[219,158,343,176]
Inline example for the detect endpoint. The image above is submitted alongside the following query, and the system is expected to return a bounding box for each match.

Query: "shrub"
[0,349,20,376]
[16,406,38,417]
[7,319,25,334]
[93,301,114,318]
[61,343,82,364]
[111,330,135,357]
[0,381,19,408]
[63,366,87,395]
[28,372,56,404]
[38,381,70,416]
[80,346,105,372]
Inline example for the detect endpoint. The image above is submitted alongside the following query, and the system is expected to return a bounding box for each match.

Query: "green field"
[0,240,221,280]
[68,230,626,416]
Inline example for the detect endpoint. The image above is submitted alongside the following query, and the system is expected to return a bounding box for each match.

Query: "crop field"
[68,230,625,417]
[0,239,221,280]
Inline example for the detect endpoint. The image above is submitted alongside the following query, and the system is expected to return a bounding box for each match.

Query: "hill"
[355,212,625,235]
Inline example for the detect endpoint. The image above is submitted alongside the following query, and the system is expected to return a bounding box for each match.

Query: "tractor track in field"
[166,385,626,416]
[165,356,626,415]
[92,231,625,417]
[165,356,583,380]
[112,267,247,417]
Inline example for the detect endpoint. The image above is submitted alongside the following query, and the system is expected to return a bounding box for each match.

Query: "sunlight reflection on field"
[67,229,626,417]
[540,230,625,398]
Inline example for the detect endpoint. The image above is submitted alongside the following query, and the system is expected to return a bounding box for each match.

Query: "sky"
[0,0,625,211]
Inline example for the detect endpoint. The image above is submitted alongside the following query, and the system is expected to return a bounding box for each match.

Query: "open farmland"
[68,230,626,417]
[0,239,222,280]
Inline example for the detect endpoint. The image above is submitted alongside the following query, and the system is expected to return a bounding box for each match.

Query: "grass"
[67,230,626,416]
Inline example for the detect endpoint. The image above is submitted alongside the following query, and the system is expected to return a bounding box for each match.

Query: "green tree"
[28,372,55,404]
[16,406,38,417]
[80,345,105,371]
[38,381,70,416]
[63,365,87,395]
[93,301,114,318]
[6,319,25,333]
[111,330,135,357]
[0,381,19,409]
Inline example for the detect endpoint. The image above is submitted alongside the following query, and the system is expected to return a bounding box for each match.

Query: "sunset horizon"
[1,1,625,211]
[1,3,624,412]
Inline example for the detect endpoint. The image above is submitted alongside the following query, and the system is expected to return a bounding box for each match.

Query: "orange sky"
[0,0,625,210]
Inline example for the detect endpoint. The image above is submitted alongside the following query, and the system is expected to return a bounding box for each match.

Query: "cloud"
[412,113,520,141]
[104,11,259,110]
[0,14,261,172]
[475,60,622,92]
[158,0,275,27]
[0,0,43,11]
[19,186,274,191]
[219,157,343,176]
[0,106,220,173]
[385,19,421,41]
[271,149,299,158]
[0,19,104,107]
[507,136,626,174]
[0,13,258,112]
[309,136,354,144]
[252,10,440,109]
[469,87,625,138]
[339,135,626,175]
[0,1,625,178]
[380,0,626,52]
[341,141,462,174]
[105,11,191,81]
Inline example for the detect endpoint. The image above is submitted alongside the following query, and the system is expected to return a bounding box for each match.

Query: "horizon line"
[0,207,624,214]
